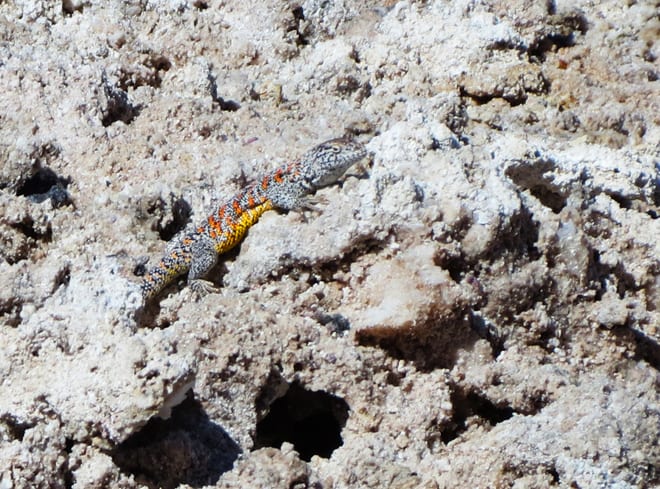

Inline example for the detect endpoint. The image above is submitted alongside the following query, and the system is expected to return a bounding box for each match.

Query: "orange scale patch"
[208,215,222,232]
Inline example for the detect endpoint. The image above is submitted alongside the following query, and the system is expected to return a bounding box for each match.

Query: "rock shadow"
[112,393,241,489]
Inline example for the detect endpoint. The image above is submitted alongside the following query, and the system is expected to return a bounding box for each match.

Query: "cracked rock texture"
[1,0,659,488]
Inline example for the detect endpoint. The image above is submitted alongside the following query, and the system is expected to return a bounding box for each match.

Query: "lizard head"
[301,137,367,188]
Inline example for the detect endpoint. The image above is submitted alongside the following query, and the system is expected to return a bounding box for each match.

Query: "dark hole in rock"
[315,312,351,334]
[101,92,139,126]
[52,264,71,294]
[607,191,632,210]
[10,217,53,242]
[101,75,140,126]
[631,329,660,371]
[206,70,240,111]
[496,206,542,261]
[216,98,240,112]
[440,388,514,444]
[63,437,75,488]
[138,194,192,244]
[548,465,560,483]
[356,309,477,372]
[504,159,567,213]
[112,393,240,489]
[17,167,72,208]
[528,184,566,213]
[469,312,504,357]
[254,382,349,461]
[158,197,192,242]
[434,249,471,282]
[62,0,83,15]
[133,259,148,277]
[291,5,304,21]
[149,55,172,73]
[0,297,23,327]
[1,415,33,441]
[527,13,588,60]
[289,6,309,47]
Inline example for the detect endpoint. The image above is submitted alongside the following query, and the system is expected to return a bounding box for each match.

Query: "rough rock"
[0,0,658,488]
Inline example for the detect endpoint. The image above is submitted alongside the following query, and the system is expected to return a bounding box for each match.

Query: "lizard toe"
[189,279,219,298]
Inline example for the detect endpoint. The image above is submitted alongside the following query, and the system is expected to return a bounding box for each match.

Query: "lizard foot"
[189,279,219,298]
[297,195,328,221]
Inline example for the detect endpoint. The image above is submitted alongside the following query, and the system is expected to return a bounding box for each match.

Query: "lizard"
[140,137,367,302]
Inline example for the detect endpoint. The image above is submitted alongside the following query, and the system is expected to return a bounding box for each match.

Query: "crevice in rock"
[484,205,542,263]
[206,70,240,111]
[134,296,178,329]
[62,0,83,15]
[355,308,476,371]
[114,55,172,92]
[9,217,53,243]
[528,184,566,213]
[527,12,589,61]
[254,381,349,462]
[139,194,192,242]
[333,74,362,95]
[216,97,241,112]
[469,311,505,357]
[0,297,23,327]
[101,79,140,126]
[314,312,351,335]
[310,237,387,285]
[459,72,549,107]
[287,5,309,47]
[158,197,193,242]
[433,247,474,283]
[52,264,71,294]
[16,167,73,208]
[1,415,33,441]
[148,55,172,77]
[505,157,567,213]
[586,249,640,301]
[112,392,240,489]
[133,259,148,278]
[2,211,54,267]
[440,386,515,444]
[631,329,660,371]
[605,191,632,210]
[63,437,75,489]
[530,326,561,353]
[548,464,561,484]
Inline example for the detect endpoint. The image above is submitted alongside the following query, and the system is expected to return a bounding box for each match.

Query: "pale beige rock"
[0,0,658,488]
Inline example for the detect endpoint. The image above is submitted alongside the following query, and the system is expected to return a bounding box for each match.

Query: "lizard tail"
[140,250,191,301]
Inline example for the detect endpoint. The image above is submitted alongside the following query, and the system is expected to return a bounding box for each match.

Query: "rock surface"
[0,0,658,488]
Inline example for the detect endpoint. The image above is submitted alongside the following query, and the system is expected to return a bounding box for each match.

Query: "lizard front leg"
[187,235,220,297]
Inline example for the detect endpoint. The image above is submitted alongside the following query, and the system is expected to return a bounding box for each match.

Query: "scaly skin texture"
[140,137,367,301]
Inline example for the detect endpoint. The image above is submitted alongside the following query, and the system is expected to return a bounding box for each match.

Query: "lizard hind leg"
[187,235,220,297]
